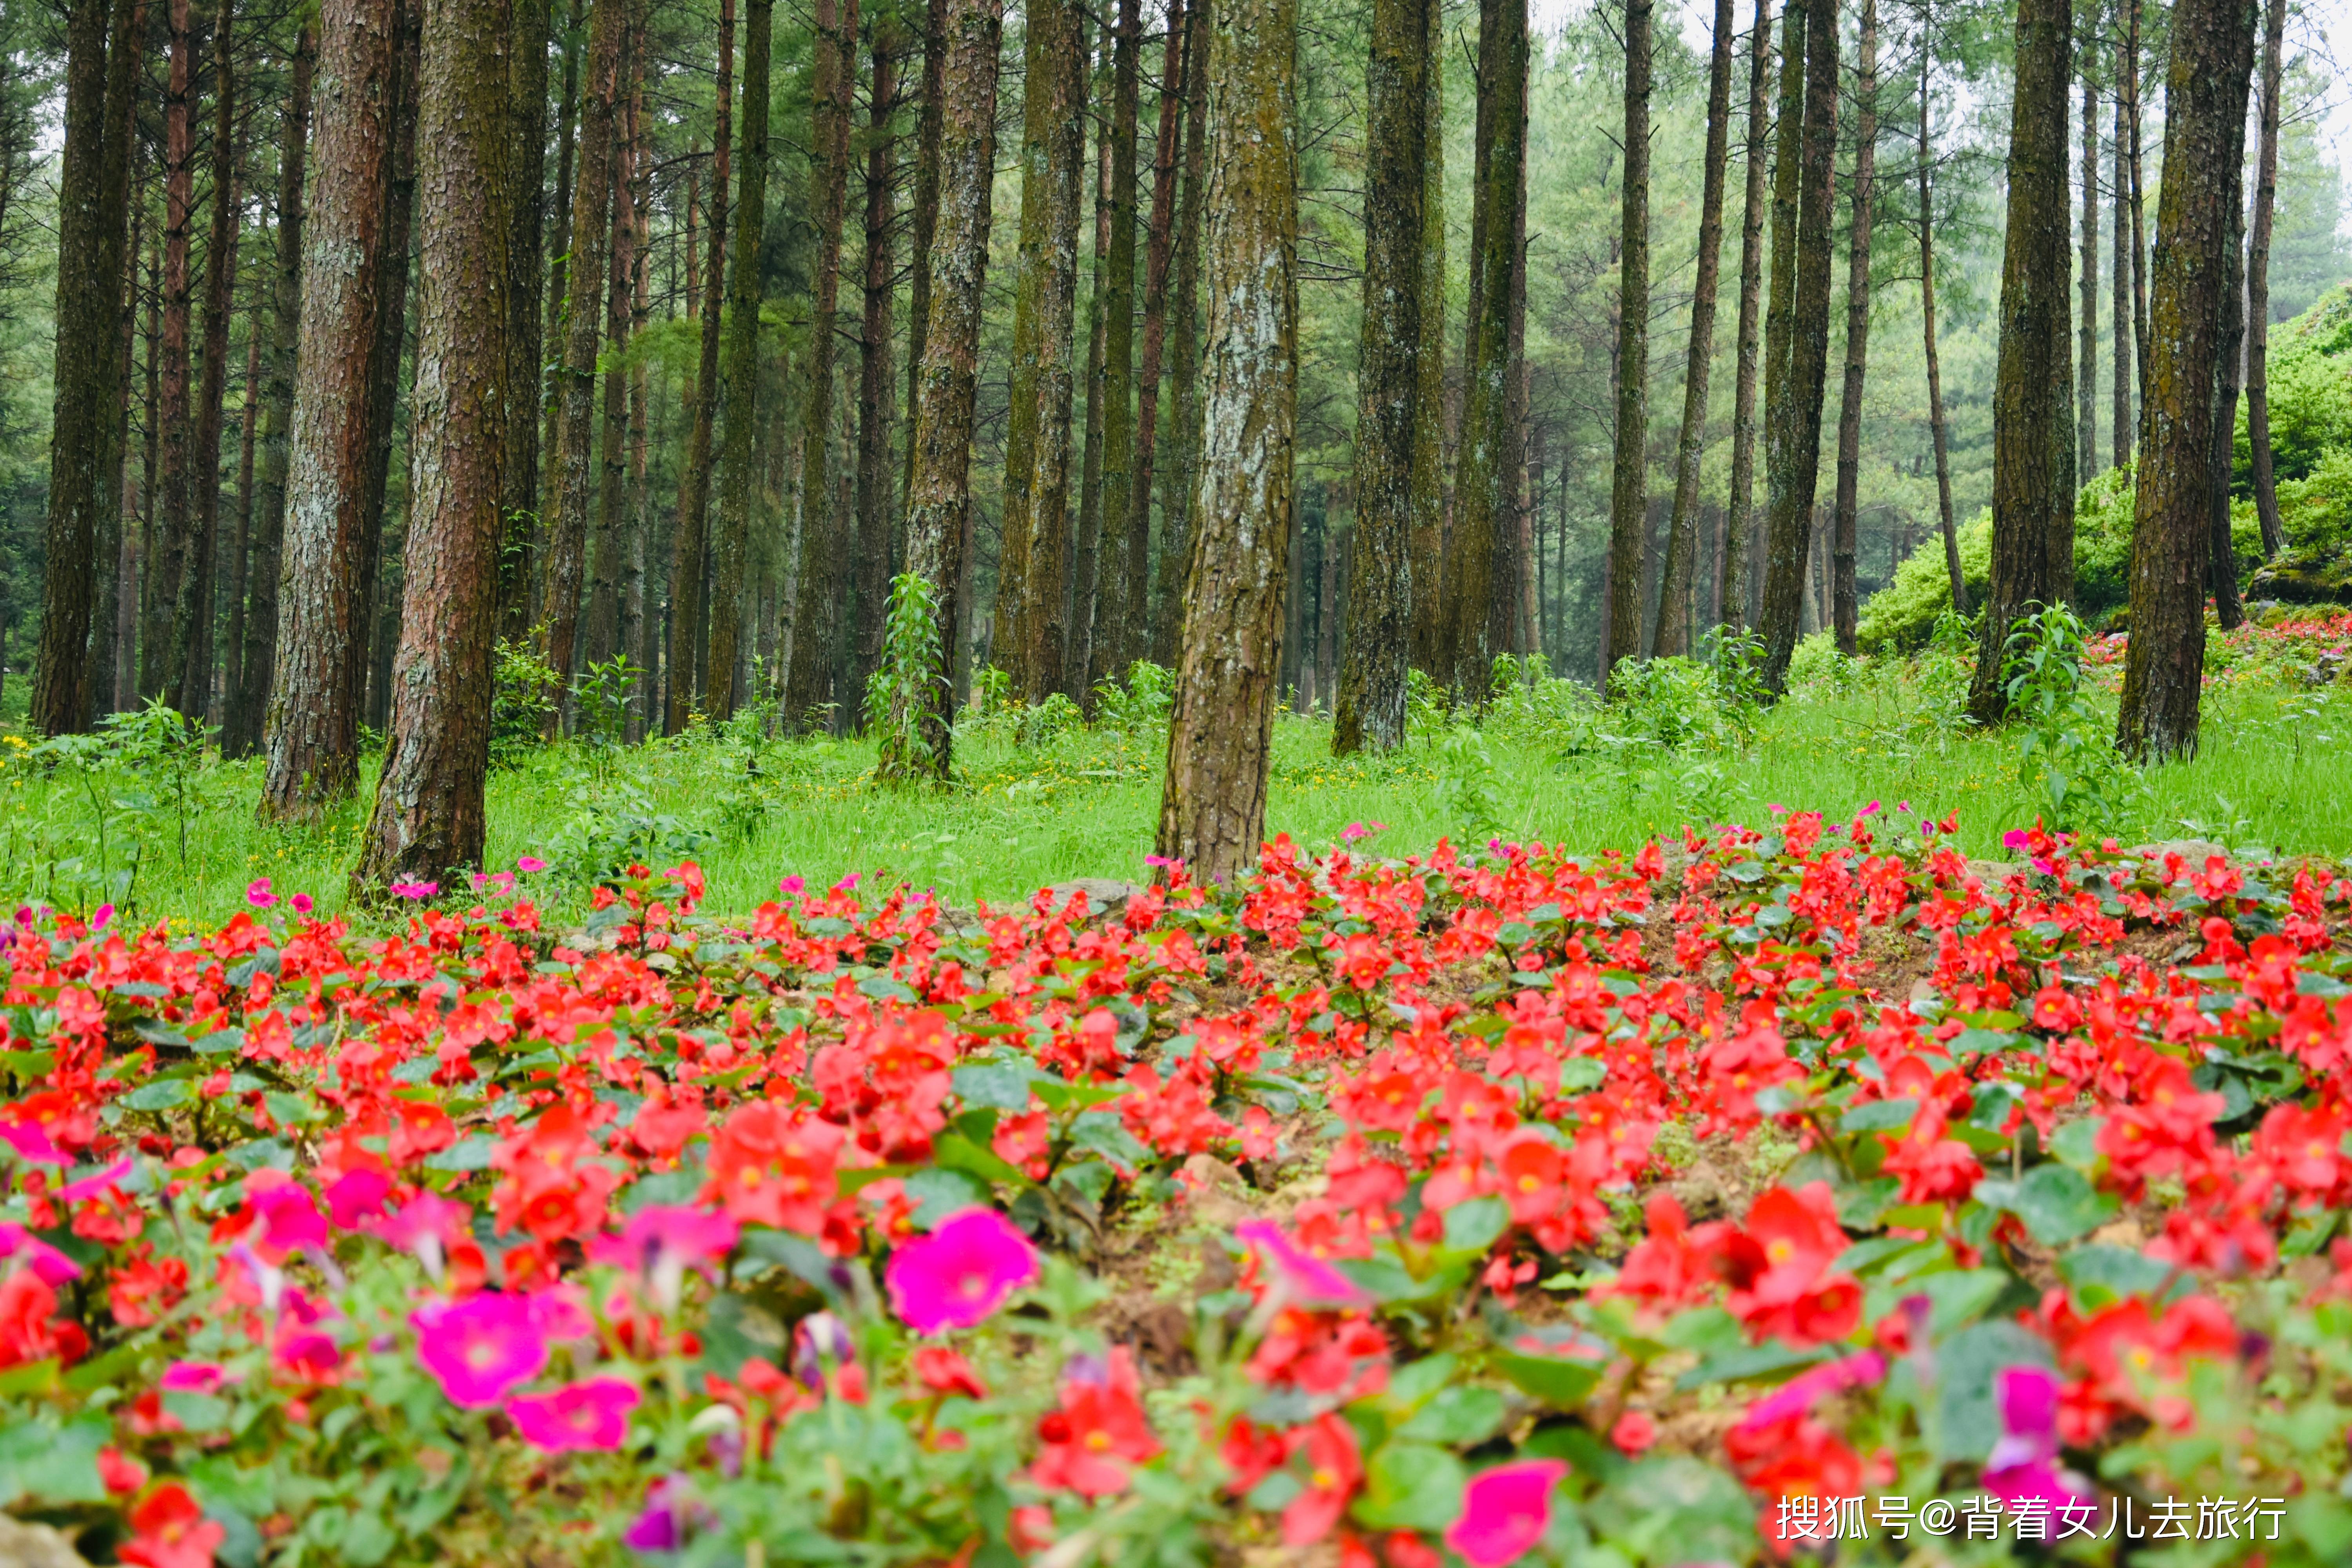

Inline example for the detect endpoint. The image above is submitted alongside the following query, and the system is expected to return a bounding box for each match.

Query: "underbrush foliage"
[7,814,2352,1564]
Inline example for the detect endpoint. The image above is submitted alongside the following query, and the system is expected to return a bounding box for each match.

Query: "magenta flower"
[0,1119,67,1165]
[517,856,549,874]
[507,1376,642,1453]
[1734,1351,1885,1433]
[324,1169,394,1230]
[884,1208,1040,1333]
[411,1293,548,1408]
[0,1222,80,1285]
[249,1181,330,1261]
[590,1205,739,1309]
[1983,1365,2093,1509]
[1445,1459,1569,1567]
[161,1361,234,1394]
[58,1157,133,1201]
[246,878,276,909]
[390,880,439,901]
[2002,828,2031,852]
[291,893,315,915]
[525,1285,597,1342]
[833,872,862,893]
[622,1474,713,1551]
[1234,1219,1367,1307]
[363,1192,472,1280]
[93,903,114,930]
[778,875,806,896]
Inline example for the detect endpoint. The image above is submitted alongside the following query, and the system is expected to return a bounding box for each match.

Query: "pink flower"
[363,1192,472,1279]
[517,856,549,874]
[93,903,114,930]
[622,1475,714,1552]
[1234,1219,1367,1307]
[884,1208,1040,1333]
[411,1293,548,1408]
[290,893,314,915]
[2002,829,2031,852]
[525,1285,597,1342]
[0,1222,81,1285]
[506,1376,641,1453]
[590,1205,739,1308]
[1983,1365,2093,1509]
[0,1120,67,1165]
[1143,854,1180,869]
[247,1180,330,1261]
[778,875,806,896]
[59,1157,134,1202]
[1734,1351,1885,1433]
[390,881,439,900]
[472,871,516,898]
[1445,1459,1568,1568]
[833,872,862,893]
[323,1170,393,1230]
[160,1361,233,1394]
[246,878,276,909]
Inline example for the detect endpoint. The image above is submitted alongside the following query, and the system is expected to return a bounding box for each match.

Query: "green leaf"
[1395,1385,1506,1445]
[905,1167,993,1228]
[952,1063,1041,1110]
[1838,1098,1917,1133]
[1493,1351,1602,1408]
[1382,1353,1459,1410]
[421,1134,495,1172]
[264,1090,321,1127]
[1934,1319,2054,1464]
[1068,1111,1151,1175]
[1948,1028,2017,1058]
[123,1076,194,1110]
[1976,1163,2115,1245]
[2058,1244,2180,1307]
[1031,1078,1129,1113]
[1440,1195,1511,1256]
[1352,1442,1467,1533]
[934,1130,1029,1187]
[2049,1117,2103,1171]
[1674,1343,1831,1392]
[0,1414,109,1506]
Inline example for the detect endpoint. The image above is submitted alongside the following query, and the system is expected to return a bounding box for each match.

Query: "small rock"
[2127,839,2231,869]
[1043,878,1147,921]
[0,1517,91,1568]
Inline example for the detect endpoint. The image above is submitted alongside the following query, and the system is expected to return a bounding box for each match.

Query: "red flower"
[912,1346,988,1400]
[1877,1105,1984,1205]
[0,1269,89,1368]
[701,1101,846,1233]
[1281,1413,1363,1546]
[120,1482,227,1568]
[1720,1184,1861,1346]
[1029,1348,1161,1498]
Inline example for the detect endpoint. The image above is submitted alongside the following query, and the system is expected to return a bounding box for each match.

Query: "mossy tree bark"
[1918,34,1966,616]
[1719,0,1769,632]
[1129,0,1188,675]
[1967,0,2075,726]
[664,0,731,732]
[850,28,905,701]
[170,0,240,721]
[1149,0,1209,669]
[1654,0,1735,659]
[2207,138,2250,631]
[585,16,640,671]
[2078,69,2099,479]
[1091,0,1144,688]
[260,0,406,820]
[357,0,512,893]
[143,0,196,704]
[882,0,1002,782]
[1154,0,1296,884]
[2116,0,2254,761]
[2110,40,2132,474]
[1333,0,1426,752]
[498,0,552,638]
[1603,0,1653,682]
[1828,0,1876,657]
[2245,0,2286,558]
[706,0,774,719]
[1404,0,1446,671]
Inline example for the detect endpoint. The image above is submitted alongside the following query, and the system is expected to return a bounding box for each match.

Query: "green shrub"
[2273,446,2352,552]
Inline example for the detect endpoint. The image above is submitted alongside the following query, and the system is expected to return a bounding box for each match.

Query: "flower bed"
[3,811,2351,1566]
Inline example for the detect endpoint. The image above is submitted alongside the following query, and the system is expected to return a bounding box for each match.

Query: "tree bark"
[1966,0,2073,725]
[1154,0,1295,883]
[1440,0,1527,706]
[1404,0,1446,670]
[665,0,732,730]
[357,0,511,892]
[2123,0,2147,418]
[1091,0,1143,688]
[223,319,261,726]
[1918,34,1965,616]
[1655,0,1735,659]
[539,0,584,618]
[879,0,1002,782]
[1828,0,1875,656]
[1720,0,1769,632]
[260,0,405,821]
[900,0,947,534]
[2117,0,2254,761]
[1071,102,1110,691]
[499,0,552,636]
[850,28,903,701]
[2078,69,2099,479]
[143,0,197,704]
[1150,0,1210,668]
[1334,0,1424,751]
[2245,0,2285,557]
[586,24,639,670]
[784,0,863,726]
[171,0,240,721]
[708,0,774,719]
[1604,0,1653,680]
[1757,0,1836,694]
[2208,163,2249,630]
[2111,40,2132,474]
[994,0,1057,698]
[32,0,140,736]
[1129,0,1186,674]
[541,0,626,702]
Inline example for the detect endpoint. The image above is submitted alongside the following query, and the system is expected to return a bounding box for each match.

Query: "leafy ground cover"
[5,780,2352,1566]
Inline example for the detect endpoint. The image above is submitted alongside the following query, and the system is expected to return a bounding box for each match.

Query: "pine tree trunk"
[624,78,653,724]
[1150,0,1209,668]
[850,30,903,702]
[500,0,551,635]
[900,0,947,530]
[1333,0,1424,751]
[227,23,311,759]
[1441,0,1526,706]
[1129,0,1186,671]
[2111,53,2132,473]
[786,0,863,726]
[1828,0,1875,656]
[172,0,239,721]
[880,0,1002,782]
[1404,0,1446,670]
[1654,0,1734,659]
[586,31,639,670]
[2123,0,2147,416]
[1154,0,1295,882]
[1091,0,1143,688]
[1603,0,1652,680]
[1070,109,1110,692]
[32,0,140,736]
[2208,171,2249,630]
[2078,72,2099,479]
[1918,43,1966,616]
[1720,0,1769,632]
[1493,151,1530,658]
[100,115,144,723]
[665,0,731,731]
[223,327,261,722]
[356,0,510,892]
[2245,0,2285,558]
[1967,0,2074,725]
[539,0,584,610]
[144,0,197,703]
[541,0,626,703]
[2117,0,2254,761]
[1757,0,1836,694]
[260,0,405,821]
[707,0,773,719]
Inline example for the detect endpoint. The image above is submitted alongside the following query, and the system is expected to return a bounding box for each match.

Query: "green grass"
[4,643,2349,929]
